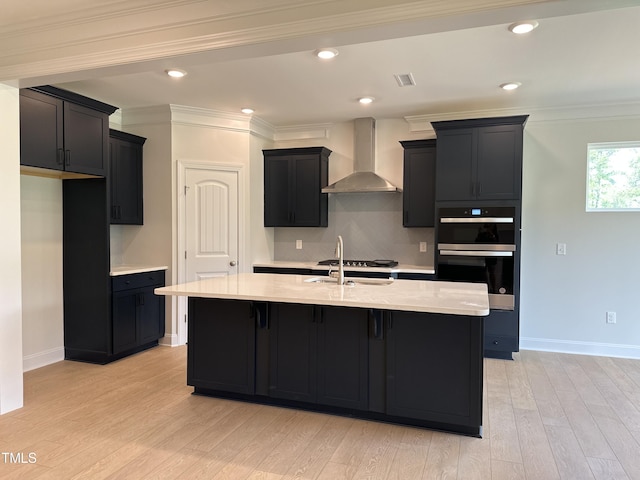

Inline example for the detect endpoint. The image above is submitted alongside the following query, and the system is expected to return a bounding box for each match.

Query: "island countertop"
[155,273,489,316]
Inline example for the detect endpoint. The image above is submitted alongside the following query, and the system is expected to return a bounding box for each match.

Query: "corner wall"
[520,113,640,358]
[0,84,23,413]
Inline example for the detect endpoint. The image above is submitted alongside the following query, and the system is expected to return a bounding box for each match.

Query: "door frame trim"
[176,160,245,345]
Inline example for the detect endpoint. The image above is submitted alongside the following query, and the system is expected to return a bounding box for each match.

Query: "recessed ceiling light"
[165,69,187,78]
[241,108,254,114]
[315,48,339,60]
[500,82,522,91]
[358,96,375,104]
[508,21,539,34]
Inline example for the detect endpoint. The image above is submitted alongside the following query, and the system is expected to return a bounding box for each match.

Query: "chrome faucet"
[334,235,345,285]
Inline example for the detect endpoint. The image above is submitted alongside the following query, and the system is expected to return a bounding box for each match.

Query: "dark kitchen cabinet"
[19,86,117,176]
[263,147,330,227]
[112,270,165,355]
[400,139,436,227]
[386,311,483,429]
[268,303,369,410]
[432,116,528,201]
[187,298,256,394]
[109,129,146,224]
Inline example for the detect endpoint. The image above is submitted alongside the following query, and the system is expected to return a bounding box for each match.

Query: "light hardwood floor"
[1,346,640,479]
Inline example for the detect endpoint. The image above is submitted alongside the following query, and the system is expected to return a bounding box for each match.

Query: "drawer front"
[112,270,165,292]
[484,334,518,352]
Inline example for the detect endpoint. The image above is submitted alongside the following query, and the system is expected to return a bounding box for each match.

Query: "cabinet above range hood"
[322,117,401,193]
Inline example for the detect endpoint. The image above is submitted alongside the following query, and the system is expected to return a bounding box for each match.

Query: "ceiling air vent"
[394,73,416,87]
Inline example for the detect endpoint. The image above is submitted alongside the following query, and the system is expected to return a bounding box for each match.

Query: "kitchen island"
[155,273,489,436]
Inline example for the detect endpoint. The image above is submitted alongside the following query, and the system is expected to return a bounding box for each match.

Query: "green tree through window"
[587,142,640,211]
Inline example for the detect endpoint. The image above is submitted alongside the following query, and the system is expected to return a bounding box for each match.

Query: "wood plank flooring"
[1,346,640,479]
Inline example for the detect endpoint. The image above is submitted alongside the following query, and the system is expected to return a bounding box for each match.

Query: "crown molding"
[405,100,640,132]
[273,123,332,141]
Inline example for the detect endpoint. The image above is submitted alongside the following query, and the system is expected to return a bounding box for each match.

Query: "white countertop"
[110,265,168,276]
[253,261,435,275]
[155,273,488,316]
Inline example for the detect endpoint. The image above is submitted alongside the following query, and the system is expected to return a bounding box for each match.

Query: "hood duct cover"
[322,117,401,193]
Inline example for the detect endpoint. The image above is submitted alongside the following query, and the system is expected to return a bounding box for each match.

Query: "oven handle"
[440,217,513,223]
[439,250,514,257]
[438,243,516,252]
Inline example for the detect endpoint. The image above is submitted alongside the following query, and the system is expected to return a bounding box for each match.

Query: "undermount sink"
[304,276,394,286]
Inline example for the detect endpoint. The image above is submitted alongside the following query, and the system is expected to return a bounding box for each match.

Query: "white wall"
[0,84,23,414]
[20,176,64,370]
[520,114,640,358]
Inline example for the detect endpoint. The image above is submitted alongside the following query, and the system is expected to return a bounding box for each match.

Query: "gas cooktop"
[317,259,398,268]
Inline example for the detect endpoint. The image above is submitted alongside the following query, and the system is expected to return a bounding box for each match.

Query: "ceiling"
[3,0,640,126]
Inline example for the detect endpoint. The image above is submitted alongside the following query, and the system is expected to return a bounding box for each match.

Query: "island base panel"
[191,387,483,437]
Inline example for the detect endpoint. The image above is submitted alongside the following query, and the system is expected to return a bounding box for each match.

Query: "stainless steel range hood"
[322,117,401,193]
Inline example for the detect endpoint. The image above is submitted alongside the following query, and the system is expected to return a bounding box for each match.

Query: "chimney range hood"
[322,117,401,193]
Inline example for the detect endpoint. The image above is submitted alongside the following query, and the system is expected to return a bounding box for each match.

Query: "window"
[587,142,640,211]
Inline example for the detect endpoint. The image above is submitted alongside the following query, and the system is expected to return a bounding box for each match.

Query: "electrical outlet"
[419,241,427,253]
[295,240,302,250]
[606,311,616,324]
[556,243,567,255]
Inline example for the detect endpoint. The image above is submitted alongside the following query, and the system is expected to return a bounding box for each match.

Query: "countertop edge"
[110,265,169,276]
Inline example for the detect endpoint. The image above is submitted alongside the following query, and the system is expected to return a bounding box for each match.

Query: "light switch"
[419,241,427,252]
[296,240,303,250]
[556,243,566,255]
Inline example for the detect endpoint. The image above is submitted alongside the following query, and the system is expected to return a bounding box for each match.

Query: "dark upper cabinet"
[400,139,436,227]
[109,129,146,225]
[19,86,117,176]
[432,115,528,201]
[263,147,330,227]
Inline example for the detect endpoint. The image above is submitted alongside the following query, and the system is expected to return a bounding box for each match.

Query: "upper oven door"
[437,206,516,247]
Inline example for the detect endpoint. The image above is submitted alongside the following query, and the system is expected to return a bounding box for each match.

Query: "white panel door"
[185,168,239,281]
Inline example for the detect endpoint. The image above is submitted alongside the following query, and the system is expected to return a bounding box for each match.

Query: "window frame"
[586,141,640,212]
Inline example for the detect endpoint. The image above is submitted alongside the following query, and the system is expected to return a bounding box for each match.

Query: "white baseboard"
[23,347,65,372]
[159,333,181,347]
[520,337,640,360]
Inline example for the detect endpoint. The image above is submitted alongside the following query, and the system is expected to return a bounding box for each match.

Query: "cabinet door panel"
[187,298,256,394]
[386,311,482,427]
[138,290,163,345]
[435,129,476,201]
[110,137,143,224]
[19,90,64,170]
[112,292,138,354]
[268,303,317,402]
[317,306,369,410]
[403,143,436,227]
[292,155,321,226]
[64,102,108,176]
[264,157,291,226]
[476,125,522,200]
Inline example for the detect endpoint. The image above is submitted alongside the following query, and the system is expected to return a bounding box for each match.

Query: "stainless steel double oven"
[436,206,517,310]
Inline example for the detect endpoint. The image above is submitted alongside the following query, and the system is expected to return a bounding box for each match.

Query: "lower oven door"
[437,248,515,310]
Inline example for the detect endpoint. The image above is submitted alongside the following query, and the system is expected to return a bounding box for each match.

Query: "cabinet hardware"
[65,149,71,166]
[57,148,64,165]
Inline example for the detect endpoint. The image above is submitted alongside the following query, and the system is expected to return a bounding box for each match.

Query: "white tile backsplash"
[274,193,434,265]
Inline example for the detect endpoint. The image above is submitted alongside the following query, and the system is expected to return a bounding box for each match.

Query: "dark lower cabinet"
[112,271,165,355]
[268,303,369,410]
[187,297,484,436]
[187,298,256,394]
[386,311,482,432]
[268,303,317,402]
[110,271,165,359]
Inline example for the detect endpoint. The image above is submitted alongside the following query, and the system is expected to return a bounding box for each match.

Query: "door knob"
[230,260,237,266]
